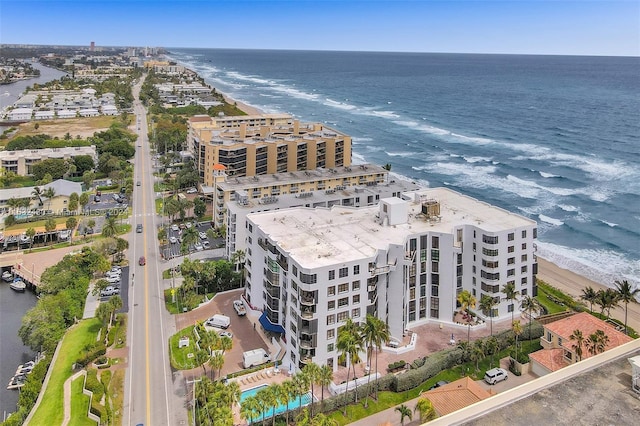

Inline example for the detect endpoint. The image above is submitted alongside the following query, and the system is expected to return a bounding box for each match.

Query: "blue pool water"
[240,384,312,421]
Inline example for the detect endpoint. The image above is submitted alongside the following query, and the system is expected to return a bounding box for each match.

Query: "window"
[482,247,499,256]
[508,246,515,253]
[327,343,334,352]
[521,277,528,285]
[457,228,463,242]
[327,314,335,325]
[353,294,360,304]
[431,285,439,297]
[329,270,335,280]
[482,235,499,244]
[432,236,439,249]
[508,257,515,265]
[337,311,349,322]
[522,243,527,250]
[338,283,348,293]
[508,304,514,312]
[352,280,360,291]
[457,253,463,264]
[328,300,335,310]
[327,328,335,339]
[338,297,349,308]
[521,254,528,262]
[522,230,527,238]
[432,262,439,273]
[533,228,537,238]
[508,233,514,241]
[292,265,298,276]
[522,288,528,296]
[353,265,360,275]
[352,308,360,318]
[300,272,317,284]
[339,267,348,278]
[521,265,528,273]
[507,269,515,277]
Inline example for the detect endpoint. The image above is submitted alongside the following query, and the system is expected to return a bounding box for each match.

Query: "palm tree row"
[582,280,639,334]
[570,327,610,361]
[194,376,240,426]
[239,362,334,425]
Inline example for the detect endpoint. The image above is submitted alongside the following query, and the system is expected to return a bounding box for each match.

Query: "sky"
[1,0,639,56]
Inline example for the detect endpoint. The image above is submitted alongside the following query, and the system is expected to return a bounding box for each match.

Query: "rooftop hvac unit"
[422,200,441,218]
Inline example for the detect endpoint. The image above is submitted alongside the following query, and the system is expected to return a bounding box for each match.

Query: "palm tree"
[302,363,320,416]
[273,381,291,424]
[415,397,437,422]
[395,404,412,426]
[262,385,279,426]
[194,349,210,376]
[313,413,338,426]
[569,329,584,362]
[485,336,499,368]
[457,289,476,343]
[25,227,36,250]
[470,340,485,372]
[43,187,55,211]
[282,379,297,425]
[361,314,388,406]
[86,219,96,234]
[44,217,57,245]
[292,372,309,419]
[317,364,333,411]
[581,286,598,312]
[256,387,271,426]
[108,295,123,326]
[102,216,118,238]
[614,279,639,335]
[209,352,224,380]
[31,186,44,207]
[520,295,542,340]
[479,294,498,336]
[240,395,261,425]
[512,320,523,361]
[586,330,610,356]
[502,281,520,324]
[65,217,77,243]
[595,288,620,319]
[181,226,199,257]
[337,318,364,414]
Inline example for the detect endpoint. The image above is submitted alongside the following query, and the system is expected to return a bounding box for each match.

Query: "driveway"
[175,289,272,379]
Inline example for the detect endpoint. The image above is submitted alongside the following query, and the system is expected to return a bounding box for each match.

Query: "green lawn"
[5,216,70,231]
[537,285,571,314]
[169,325,200,370]
[69,376,97,426]
[28,318,102,425]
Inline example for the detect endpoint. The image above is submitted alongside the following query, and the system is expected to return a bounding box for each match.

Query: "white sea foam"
[536,242,640,289]
[538,214,564,226]
[539,171,559,178]
[505,175,580,197]
[558,204,579,212]
[360,109,400,119]
[351,152,367,165]
[323,98,358,110]
[599,220,618,227]
[352,137,373,143]
[463,156,492,164]
[385,151,416,158]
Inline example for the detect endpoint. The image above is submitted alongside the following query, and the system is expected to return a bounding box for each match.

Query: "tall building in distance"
[90,41,95,51]
[187,114,352,187]
[245,188,538,371]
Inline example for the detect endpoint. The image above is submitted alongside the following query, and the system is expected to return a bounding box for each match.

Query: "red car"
[138,256,146,266]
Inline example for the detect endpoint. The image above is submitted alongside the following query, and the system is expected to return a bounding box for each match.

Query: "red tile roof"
[529,348,569,372]
[545,312,633,357]
[424,376,495,416]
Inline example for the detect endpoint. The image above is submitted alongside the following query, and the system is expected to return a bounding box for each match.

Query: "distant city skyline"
[1,0,639,56]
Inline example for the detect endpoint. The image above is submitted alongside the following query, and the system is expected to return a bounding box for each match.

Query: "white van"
[205,314,230,329]
[242,349,271,369]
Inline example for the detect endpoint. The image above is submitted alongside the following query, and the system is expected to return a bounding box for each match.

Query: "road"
[123,78,188,426]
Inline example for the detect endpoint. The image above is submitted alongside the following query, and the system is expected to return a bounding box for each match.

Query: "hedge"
[76,343,107,367]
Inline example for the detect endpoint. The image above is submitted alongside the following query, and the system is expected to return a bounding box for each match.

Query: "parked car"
[218,331,233,339]
[169,236,178,244]
[194,242,203,251]
[429,380,450,390]
[233,300,246,316]
[186,187,197,194]
[136,224,143,233]
[202,241,210,249]
[19,234,30,244]
[484,368,508,385]
[137,181,141,186]
[198,232,207,240]
[106,275,120,284]
[94,195,101,202]
[171,224,179,232]
[100,286,120,297]
[185,222,192,228]
[139,256,146,266]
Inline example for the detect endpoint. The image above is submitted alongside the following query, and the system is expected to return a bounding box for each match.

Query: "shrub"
[387,360,406,371]
[76,343,107,367]
[411,356,426,369]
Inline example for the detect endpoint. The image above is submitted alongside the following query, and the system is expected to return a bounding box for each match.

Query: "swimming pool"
[240,384,312,420]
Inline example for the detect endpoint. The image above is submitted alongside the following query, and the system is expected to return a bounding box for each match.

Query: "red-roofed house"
[423,377,495,416]
[530,312,633,376]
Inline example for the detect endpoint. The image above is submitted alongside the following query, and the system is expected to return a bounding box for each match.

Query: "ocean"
[167,49,640,288]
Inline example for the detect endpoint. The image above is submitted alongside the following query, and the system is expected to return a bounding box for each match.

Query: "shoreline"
[537,257,640,332]
[173,59,639,333]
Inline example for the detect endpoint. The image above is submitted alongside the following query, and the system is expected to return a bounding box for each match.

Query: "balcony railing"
[300,296,315,306]
[300,309,315,319]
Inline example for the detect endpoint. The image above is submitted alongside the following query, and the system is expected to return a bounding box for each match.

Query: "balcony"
[367,282,377,292]
[300,308,315,319]
[299,339,315,349]
[300,296,315,306]
[277,256,288,270]
[368,292,378,305]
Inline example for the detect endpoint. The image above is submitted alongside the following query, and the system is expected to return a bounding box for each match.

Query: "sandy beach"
[537,257,640,332]
[222,93,264,116]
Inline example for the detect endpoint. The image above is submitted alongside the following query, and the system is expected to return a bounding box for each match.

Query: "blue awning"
[259,312,285,334]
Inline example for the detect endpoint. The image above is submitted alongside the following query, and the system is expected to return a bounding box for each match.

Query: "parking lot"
[175,289,271,377]
[98,265,131,313]
[162,221,222,259]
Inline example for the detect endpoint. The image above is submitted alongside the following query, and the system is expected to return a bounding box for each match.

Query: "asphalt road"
[122,79,188,426]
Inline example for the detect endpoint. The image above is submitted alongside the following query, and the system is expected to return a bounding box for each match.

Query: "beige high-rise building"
[187,114,352,186]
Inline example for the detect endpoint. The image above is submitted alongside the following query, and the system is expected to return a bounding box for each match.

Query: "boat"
[1,271,13,282]
[6,375,26,390]
[9,278,26,292]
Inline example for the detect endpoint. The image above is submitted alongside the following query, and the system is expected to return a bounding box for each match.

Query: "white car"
[110,266,122,274]
[484,368,508,385]
[194,242,203,251]
[198,232,207,240]
[106,275,121,284]
[202,241,211,249]
[169,236,178,244]
[186,188,197,194]
[218,331,233,339]
[19,234,30,243]
[100,286,120,297]
[171,224,179,232]
[185,222,192,228]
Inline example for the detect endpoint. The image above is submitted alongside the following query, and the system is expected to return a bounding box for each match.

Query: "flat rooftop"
[248,187,536,268]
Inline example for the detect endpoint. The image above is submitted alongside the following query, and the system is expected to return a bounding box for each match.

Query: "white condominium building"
[245,187,537,372]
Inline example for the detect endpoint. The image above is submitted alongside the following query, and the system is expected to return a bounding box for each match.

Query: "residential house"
[6,108,32,121]
[529,312,633,376]
[424,377,495,417]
